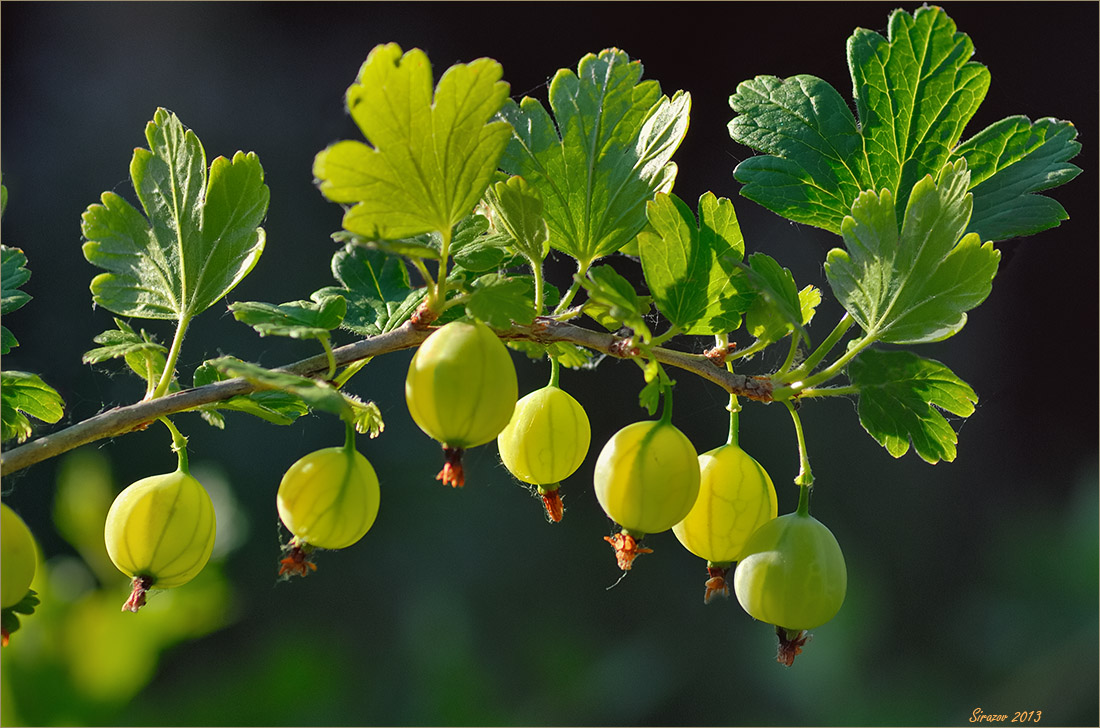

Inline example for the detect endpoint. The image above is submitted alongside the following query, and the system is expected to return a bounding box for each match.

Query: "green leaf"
[849,348,977,464]
[229,294,346,340]
[580,265,651,333]
[207,357,370,426]
[484,176,550,263]
[81,108,269,321]
[465,274,535,328]
[745,284,821,346]
[82,318,170,392]
[82,318,167,364]
[824,160,1000,344]
[2,590,40,642]
[1,245,31,354]
[731,7,1003,236]
[314,43,511,240]
[317,243,417,337]
[637,192,753,335]
[1,371,64,444]
[508,340,594,370]
[193,361,309,427]
[499,49,691,266]
[449,214,514,272]
[742,253,807,344]
[952,116,1082,241]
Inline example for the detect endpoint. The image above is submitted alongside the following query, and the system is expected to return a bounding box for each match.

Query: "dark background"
[2,2,1097,726]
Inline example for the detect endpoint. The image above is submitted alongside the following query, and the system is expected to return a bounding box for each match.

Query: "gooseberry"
[1,503,37,610]
[104,470,216,612]
[276,438,381,577]
[733,509,847,665]
[593,418,700,570]
[497,366,590,521]
[405,319,518,487]
[672,443,778,602]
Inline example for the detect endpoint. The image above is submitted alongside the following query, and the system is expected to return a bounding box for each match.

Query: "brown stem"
[2,318,773,477]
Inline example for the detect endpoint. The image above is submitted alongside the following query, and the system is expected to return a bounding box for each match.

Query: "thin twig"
[0,318,773,476]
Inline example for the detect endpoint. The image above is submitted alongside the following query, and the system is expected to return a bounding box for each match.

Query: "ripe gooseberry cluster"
[397,318,846,665]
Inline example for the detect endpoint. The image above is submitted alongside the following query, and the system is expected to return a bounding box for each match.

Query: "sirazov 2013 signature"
[971,709,1042,723]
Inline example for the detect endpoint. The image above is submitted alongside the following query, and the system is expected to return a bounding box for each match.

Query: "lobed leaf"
[1,371,64,444]
[229,294,347,340]
[484,175,550,263]
[741,253,808,344]
[953,116,1082,241]
[849,348,977,464]
[465,273,535,328]
[730,6,1078,242]
[82,318,170,392]
[824,160,1000,344]
[581,264,652,333]
[1,245,32,353]
[745,284,821,347]
[314,43,511,240]
[81,109,268,322]
[637,192,752,335]
[317,243,418,337]
[499,49,690,267]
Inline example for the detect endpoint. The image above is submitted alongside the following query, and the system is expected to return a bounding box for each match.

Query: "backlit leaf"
[849,348,977,463]
[824,160,1000,344]
[314,43,511,240]
[1,371,64,444]
[637,192,752,335]
[81,108,268,321]
[499,49,690,266]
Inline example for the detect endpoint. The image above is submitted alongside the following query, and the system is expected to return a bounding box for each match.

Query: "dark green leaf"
[449,216,514,272]
[849,348,977,464]
[314,44,511,240]
[465,274,535,328]
[321,243,416,336]
[193,361,309,427]
[1,371,64,444]
[637,192,753,335]
[499,49,691,266]
[207,357,358,422]
[1,245,31,354]
[824,161,1000,344]
[731,7,988,231]
[229,294,346,340]
[81,108,269,321]
[1,246,31,315]
[953,116,1082,241]
[82,318,167,365]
